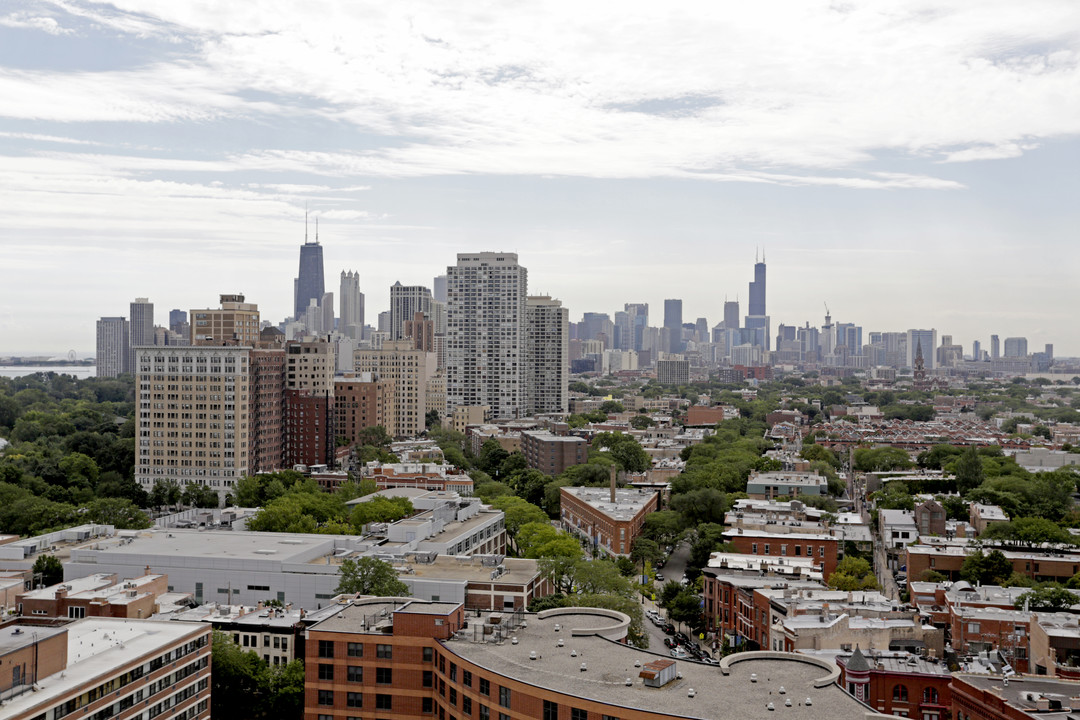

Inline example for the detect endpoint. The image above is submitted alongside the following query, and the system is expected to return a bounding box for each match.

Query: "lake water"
[0,366,97,379]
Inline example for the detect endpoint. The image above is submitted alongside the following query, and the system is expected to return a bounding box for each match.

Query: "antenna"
[316,216,319,243]
[305,206,309,243]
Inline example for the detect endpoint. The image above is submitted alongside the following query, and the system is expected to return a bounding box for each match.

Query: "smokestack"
[610,464,616,504]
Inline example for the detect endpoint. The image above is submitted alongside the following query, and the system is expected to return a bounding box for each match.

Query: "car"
[669,647,689,659]
[674,632,690,645]
[655,573,665,583]
[663,623,675,635]
[664,637,677,649]
[700,656,720,665]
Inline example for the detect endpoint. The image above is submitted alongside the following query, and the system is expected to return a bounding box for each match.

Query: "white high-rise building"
[389,282,432,341]
[526,296,569,414]
[446,252,527,418]
[96,317,129,377]
[339,270,365,340]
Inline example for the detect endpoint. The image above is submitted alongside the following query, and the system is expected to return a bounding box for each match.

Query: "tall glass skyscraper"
[294,237,325,320]
[744,254,770,350]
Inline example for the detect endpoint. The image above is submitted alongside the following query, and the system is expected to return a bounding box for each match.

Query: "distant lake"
[0,365,97,379]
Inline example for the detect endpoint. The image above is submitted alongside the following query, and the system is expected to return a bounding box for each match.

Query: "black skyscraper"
[294,225,325,320]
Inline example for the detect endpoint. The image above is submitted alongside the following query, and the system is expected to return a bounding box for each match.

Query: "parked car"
[655,573,665,582]
[664,637,677,649]
[663,623,675,635]
[674,632,691,645]
[669,647,689,659]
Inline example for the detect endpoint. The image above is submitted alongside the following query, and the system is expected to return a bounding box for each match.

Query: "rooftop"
[441,608,869,720]
[561,487,658,521]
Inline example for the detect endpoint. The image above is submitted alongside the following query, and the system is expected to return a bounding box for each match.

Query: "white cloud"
[0,12,72,35]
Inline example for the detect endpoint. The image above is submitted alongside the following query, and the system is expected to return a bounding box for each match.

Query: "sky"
[1,1,1078,357]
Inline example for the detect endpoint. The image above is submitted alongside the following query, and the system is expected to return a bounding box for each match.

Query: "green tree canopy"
[960,549,1013,585]
[335,556,411,597]
[32,554,64,586]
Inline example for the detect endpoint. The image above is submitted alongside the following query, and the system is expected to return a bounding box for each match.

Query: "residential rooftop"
[561,487,658,521]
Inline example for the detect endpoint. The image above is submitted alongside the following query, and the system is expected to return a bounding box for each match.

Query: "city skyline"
[2,2,1079,354]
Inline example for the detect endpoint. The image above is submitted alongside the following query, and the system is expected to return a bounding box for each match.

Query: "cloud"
[0,0,1075,184]
[0,12,72,35]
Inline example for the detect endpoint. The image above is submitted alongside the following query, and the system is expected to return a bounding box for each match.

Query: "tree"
[918,569,947,583]
[425,410,441,429]
[349,496,414,528]
[955,446,985,495]
[630,415,654,430]
[641,510,684,545]
[982,517,1075,547]
[335,557,411,597]
[489,496,548,554]
[960,550,1013,586]
[1015,585,1079,611]
[667,587,705,634]
[599,400,625,414]
[149,479,181,510]
[32,554,64,586]
[181,483,220,509]
[630,538,663,574]
[827,556,878,591]
[84,497,152,529]
[357,425,392,448]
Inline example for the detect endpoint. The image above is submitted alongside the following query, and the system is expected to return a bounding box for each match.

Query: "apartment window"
[450,663,458,682]
[968,623,980,634]
[423,647,434,662]
[764,544,770,554]
[318,664,334,681]
[377,644,392,659]
[544,700,559,720]
[348,642,363,657]
[462,670,472,687]
[376,694,392,710]
[376,667,393,684]
[423,698,434,714]
[499,686,511,709]
[318,640,335,658]
[479,705,490,720]
[348,666,363,683]
[752,543,757,553]
[571,709,588,720]
[347,693,363,709]
[463,696,472,716]
[479,678,490,696]
[893,684,909,702]
[450,688,457,706]
[318,690,334,706]
[602,716,620,720]
[423,670,434,688]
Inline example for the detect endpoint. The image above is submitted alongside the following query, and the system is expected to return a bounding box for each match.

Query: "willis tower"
[744,251,770,350]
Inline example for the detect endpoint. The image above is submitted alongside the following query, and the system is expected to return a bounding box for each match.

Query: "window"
[423,647,434,662]
[819,546,825,557]
[463,697,472,716]
[318,664,334,681]
[424,670,434,688]
[450,688,457,706]
[318,640,335,658]
[347,692,363,708]
[67,606,86,619]
[967,623,980,634]
[479,705,490,720]
[376,667,393,684]
[377,644,392,659]
[923,688,939,704]
[376,694,393,710]
[480,678,490,697]
[544,700,559,720]
[893,684,909,702]
[602,716,619,720]
[450,663,458,682]
[318,690,334,706]
[499,686,511,709]
[348,642,363,658]
[752,543,757,553]
[423,698,434,714]
[463,670,472,687]
[764,544,770,554]
[348,666,363,683]
[572,709,588,720]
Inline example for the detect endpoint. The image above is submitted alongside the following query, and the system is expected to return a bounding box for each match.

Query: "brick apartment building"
[559,486,659,556]
[520,430,587,476]
[836,647,952,719]
[723,527,841,579]
[906,544,1080,585]
[17,571,167,620]
[303,597,871,720]
[334,375,394,447]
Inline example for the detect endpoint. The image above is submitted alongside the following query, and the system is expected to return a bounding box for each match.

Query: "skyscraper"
[1004,337,1028,357]
[190,294,260,346]
[433,275,448,303]
[128,297,154,371]
[339,270,365,341]
[906,329,938,370]
[625,303,648,351]
[96,317,129,377]
[294,223,325,320]
[389,282,433,341]
[664,299,683,354]
[446,252,527,418]
[695,318,709,343]
[526,296,569,415]
[744,255,770,350]
[580,312,613,347]
[990,335,1000,360]
[723,300,739,331]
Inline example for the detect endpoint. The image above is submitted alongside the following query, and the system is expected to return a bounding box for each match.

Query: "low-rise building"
[390,555,552,612]
[723,526,841,579]
[16,571,167,620]
[745,471,828,500]
[969,503,1009,535]
[0,618,211,720]
[559,486,659,556]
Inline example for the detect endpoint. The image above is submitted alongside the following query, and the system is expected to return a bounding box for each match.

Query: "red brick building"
[334,376,394,447]
[284,389,335,468]
[250,347,285,474]
[723,528,841,579]
[836,648,952,719]
[559,486,659,556]
[17,571,168,621]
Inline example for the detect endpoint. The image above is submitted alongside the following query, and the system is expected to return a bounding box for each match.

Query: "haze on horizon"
[1,1,1079,356]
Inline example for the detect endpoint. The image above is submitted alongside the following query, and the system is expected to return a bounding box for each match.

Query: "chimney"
[609,464,616,504]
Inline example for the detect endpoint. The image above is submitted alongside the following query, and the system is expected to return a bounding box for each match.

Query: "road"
[638,541,710,654]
